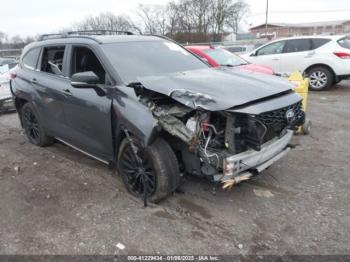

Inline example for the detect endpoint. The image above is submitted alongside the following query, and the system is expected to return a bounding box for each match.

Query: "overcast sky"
[1,0,350,37]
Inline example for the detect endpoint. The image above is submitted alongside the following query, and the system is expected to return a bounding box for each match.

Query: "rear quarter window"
[338,36,350,49]
[312,38,331,49]
[22,48,41,70]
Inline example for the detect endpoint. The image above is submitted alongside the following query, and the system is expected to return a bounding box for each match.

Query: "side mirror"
[71,71,100,88]
[250,51,257,57]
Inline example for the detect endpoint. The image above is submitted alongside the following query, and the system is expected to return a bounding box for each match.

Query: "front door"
[58,45,114,161]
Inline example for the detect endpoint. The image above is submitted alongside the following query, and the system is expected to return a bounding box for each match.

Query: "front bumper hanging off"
[220,130,294,186]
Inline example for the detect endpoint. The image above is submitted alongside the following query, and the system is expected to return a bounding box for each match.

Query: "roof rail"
[38,30,134,42]
[67,30,134,36]
[142,34,177,43]
[38,33,68,41]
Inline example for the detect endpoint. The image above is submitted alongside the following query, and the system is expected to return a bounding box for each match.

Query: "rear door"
[247,40,286,73]
[58,44,114,161]
[279,39,313,75]
[35,45,69,138]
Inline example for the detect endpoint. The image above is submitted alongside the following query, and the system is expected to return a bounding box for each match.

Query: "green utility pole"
[265,0,269,38]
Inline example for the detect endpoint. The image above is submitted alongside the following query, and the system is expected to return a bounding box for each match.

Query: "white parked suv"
[241,35,350,90]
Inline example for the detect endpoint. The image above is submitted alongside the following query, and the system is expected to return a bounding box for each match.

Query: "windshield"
[338,36,350,49]
[203,48,248,66]
[101,40,209,83]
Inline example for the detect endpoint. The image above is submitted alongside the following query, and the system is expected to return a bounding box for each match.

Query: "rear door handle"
[31,78,38,84]
[62,88,72,97]
[272,58,280,61]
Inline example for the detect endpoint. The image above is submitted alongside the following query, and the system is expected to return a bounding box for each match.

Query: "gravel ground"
[0,81,349,255]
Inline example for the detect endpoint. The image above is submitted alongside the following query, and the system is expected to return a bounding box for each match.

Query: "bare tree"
[24,36,35,44]
[75,12,139,33]
[226,0,249,34]
[176,0,211,34]
[66,0,250,42]
[166,1,181,35]
[137,4,167,35]
[210,0,226,34]
[155,5,168,35]
[0,0,251,50]
[0,32,8,45]
[11,35,24,44]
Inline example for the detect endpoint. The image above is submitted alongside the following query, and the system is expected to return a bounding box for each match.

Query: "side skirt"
[55,137,110,165]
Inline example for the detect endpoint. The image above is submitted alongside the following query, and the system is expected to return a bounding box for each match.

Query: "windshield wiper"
[220,63,247,67]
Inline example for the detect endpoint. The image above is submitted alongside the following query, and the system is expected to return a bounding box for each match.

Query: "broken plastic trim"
[222,172,253,189]
[223,130,293,178]
[152,109,194,144]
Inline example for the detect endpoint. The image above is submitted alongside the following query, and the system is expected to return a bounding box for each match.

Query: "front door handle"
[31,78,38,84]
[272,58,280,61]
[62,88,72,97]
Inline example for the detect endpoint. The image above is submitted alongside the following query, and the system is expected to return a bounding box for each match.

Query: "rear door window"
[22,48,40,70]
[40,46,66,75]
[283,39,312,53]
[338,36,350,49]
[312,38,331,49]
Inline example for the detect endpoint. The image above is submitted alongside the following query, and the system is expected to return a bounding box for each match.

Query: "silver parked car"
[0,62,17,113]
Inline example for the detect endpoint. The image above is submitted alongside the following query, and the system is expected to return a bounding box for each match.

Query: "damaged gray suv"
[11,31,305,202]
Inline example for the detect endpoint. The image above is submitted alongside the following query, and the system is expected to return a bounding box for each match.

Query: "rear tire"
[21,103,54,146]
[117,137,180,203]
[307,66,334,91]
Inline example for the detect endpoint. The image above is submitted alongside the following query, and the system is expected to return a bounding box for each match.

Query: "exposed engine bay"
[131,83,305,186]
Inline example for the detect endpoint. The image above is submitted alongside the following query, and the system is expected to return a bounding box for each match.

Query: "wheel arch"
[113,124,161,161]
[14,97,29,127]
[304,64,337,82]
[111,98,161,160]
[14,94,50,133]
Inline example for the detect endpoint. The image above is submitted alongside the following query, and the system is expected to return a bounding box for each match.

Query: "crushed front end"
[134,84,305,188]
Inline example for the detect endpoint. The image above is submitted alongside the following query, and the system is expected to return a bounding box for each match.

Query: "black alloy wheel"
[119,142,157,198]
[21,103,54,146]
[22,106,41,144]
[117,138,180,203]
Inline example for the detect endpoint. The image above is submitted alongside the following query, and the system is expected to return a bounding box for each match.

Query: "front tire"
[117,137,180,203]
[307,67,334,91]
[21,103,54,146]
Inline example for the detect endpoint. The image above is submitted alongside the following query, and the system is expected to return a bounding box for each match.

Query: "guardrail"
[0,49,22,58]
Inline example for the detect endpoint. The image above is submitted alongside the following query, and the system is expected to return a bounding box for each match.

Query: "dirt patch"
[177,198,213,219]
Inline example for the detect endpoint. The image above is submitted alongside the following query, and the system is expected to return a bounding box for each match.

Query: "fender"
[111,85,159,148]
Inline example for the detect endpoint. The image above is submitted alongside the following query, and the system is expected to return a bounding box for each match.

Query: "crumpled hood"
[138,68,293,111]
